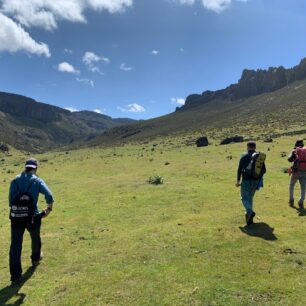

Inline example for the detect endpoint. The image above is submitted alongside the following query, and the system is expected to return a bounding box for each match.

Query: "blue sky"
[1,0,306,119]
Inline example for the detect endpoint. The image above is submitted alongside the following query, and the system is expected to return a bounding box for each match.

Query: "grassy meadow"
[0,134,306,305]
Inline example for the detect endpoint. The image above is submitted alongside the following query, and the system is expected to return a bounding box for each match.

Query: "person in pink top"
[288,139,306,209]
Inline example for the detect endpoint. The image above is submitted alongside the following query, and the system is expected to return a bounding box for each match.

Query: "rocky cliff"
[180,58,306,111]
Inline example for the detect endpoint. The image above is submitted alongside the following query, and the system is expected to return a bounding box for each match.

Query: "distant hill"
[0,92,135,152]
[88,58,306,146]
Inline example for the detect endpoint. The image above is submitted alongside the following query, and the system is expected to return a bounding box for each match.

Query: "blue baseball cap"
[25,158,38,169]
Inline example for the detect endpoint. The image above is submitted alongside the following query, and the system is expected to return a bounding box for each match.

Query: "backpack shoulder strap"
[25,179,36,194]
[13,179,21,194]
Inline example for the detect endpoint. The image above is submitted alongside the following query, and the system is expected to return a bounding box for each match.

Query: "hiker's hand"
[42,209,51,218]
[235,181,241,187]
[43,205,53,218]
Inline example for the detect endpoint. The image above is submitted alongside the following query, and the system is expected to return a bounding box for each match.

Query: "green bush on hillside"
[148,175,164,185]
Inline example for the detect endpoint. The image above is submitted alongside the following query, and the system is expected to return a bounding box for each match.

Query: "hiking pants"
[241,179,259,214]
[9,218,41,281]
[289,171,306,204]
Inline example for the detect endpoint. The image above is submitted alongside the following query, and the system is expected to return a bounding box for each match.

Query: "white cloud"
[76,77,94,86]
[117,103,145,113]
[171,97,185,106]
[175,0,248,13]
[0,0,133,31]
[152,49,159,55]
[202,0,231,12]
[58,62,80,74]
[0,0,132,57]
[82,51,109,74]
[83,51,110,65]
[120,63,133,71]
[93,109,104,114]
[86,0,133,13]
[88,66,104,74]
[0,12,50,57]
[177,0,195,4]
[65,106,79,112]
[64,48,73,53]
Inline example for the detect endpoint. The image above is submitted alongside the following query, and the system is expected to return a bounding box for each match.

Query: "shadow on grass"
[292,206,306,217]
[239,222,277,241]
[0,266,37,306]
[298,209,306,217]
[290,205,306,217]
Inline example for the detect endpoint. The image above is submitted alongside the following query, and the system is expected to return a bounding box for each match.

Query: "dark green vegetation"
[0,136,306,305]
[0,92,135,152]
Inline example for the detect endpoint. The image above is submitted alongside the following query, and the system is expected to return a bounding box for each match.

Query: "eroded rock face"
[178,58,306,111]
[196,137,209,147]
[234,67,287,99]
[220,136,244,145]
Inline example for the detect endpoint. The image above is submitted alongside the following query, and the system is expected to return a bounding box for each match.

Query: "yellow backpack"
[245,152,266,179]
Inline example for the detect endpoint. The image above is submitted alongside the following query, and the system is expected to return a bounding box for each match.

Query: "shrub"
[148,175,164,185]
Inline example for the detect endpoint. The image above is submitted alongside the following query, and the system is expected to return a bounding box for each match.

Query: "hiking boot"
[288,199,294,207]
[246,212,256,226]
[298,201,304,210]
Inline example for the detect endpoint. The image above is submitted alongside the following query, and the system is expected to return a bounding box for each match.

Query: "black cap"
[295,139,304,148]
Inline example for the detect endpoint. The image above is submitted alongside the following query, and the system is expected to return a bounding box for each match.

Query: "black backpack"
[10,179,36,225]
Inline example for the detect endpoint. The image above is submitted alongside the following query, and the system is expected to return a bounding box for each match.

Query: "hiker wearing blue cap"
[8,158,54,285]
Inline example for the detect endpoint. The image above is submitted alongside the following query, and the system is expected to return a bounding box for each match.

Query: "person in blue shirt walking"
[9,158,54,285]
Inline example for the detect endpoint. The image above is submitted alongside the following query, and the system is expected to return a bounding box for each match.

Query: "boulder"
[264,137,273,143]
[220,136,244,145]
[196,137,209,147]
[0,142,9,153]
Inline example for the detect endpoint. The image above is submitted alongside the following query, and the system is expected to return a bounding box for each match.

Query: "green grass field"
[0,135,306,305]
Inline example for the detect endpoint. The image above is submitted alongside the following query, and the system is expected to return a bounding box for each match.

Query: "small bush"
[148,175,164,185]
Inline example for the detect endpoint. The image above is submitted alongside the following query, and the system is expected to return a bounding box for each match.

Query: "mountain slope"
[0,92,135,152]
[89,79,306,146]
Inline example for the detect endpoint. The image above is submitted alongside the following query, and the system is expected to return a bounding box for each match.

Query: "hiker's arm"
[8,180,16,207]
[288,151,296,162]
[39,179,54,207]
[236,158,243,185]
[263,162,266,175]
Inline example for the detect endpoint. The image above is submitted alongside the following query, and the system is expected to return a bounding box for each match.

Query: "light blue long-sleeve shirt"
[9,172,54,215]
